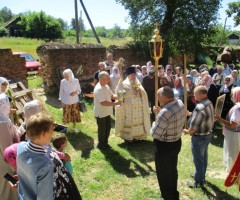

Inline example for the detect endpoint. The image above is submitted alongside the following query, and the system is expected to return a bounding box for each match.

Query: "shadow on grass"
[67,130,94,159]
[45,93,62,109]
[201,181,239,200]
[99,148,151,178]
[118,140,155,172]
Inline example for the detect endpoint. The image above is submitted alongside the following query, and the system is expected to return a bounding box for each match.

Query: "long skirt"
[62,102,81,124]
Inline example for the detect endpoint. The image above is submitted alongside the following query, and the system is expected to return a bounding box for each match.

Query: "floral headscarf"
[0,93,10,118]
[0,77,9,93]
[4,143,18,169]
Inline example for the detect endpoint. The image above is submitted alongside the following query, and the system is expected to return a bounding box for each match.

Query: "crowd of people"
[93,55,240,199]
[0,52,240,199]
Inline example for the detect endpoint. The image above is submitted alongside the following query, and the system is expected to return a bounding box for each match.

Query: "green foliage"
[56,18,69,30]
[70,17,85,32]
[0,27,9,37]
[18,11,63,40]
[63,30,76,37]
[226,1,240,27]
[82,29,93,37]
[0,7,14,23]
[126,40,151,61]
[96,26,107,37]
[116,0,221,57]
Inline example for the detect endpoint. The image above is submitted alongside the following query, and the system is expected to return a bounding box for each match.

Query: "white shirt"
[59,78,81,104]
[212,73,226,86]
[94,82,113,118]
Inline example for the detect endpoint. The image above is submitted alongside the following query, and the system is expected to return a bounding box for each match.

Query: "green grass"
[27,76,240,200]
[0,36,132,59]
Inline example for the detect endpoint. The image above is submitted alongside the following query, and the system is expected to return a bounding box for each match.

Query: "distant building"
[228,33,239,45]
[5,17,22,37]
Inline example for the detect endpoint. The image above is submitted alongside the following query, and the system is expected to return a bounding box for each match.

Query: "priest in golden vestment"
[115,66,151,142]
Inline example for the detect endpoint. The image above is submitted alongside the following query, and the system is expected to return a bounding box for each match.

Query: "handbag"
[78,93,87,113]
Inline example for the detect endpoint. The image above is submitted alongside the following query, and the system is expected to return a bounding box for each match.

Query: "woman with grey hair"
[59,69,81,133]
[110,66,120,94]
[230,70,240,87]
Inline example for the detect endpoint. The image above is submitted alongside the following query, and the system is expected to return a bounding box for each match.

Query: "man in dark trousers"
[142,70,160,121]
[184,86,214,188]
[151,86,185,200]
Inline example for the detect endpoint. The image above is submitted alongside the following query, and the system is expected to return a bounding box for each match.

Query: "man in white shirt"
[212,67,226,89]
[222,63,232,76]
[94,71,121,150]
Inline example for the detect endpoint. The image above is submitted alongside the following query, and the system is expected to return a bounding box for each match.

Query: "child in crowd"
[52,134,73,174]
[17,114,55,200]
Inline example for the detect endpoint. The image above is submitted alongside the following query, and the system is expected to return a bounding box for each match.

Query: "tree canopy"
[0,7,14,26]
[116,0,221,56]
[18,11,63,40]
[226,1,240,27]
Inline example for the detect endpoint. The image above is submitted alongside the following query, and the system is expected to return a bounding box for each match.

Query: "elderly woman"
[215,87,240,172]
[59,69,81,133]
[219,76,234,119]
[230,70,240,87]
[186,74,196,112]
[160,65,174,88]
[0,93,19,200]
[110,66,120,94]
[190,69,199,86]
[173,77,184,102]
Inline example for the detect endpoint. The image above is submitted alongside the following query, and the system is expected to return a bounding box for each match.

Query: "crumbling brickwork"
[0,48,27,86]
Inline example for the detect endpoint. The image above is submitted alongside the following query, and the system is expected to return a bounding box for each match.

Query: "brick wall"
[0,48,27,86]
[36,43,106,93]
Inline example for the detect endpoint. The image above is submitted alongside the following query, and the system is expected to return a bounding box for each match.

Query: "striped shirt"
[151,99,185,142]
[188,98,214,135]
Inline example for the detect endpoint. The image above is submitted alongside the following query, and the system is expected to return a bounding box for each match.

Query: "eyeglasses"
[167,69,172,71]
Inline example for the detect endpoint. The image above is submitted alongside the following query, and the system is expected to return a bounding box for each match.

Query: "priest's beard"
[129,78,136,85]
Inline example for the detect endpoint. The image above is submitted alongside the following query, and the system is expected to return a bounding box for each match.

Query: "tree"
[70,17,85,32]
[116,0,221,57]
[0,7,13,23]
[56,18,69,30]
[226,1,240,27]
[18,11,63,40]
[95,26,107,37]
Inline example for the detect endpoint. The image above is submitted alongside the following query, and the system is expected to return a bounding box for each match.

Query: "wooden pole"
[79,0,101,43]
[74,0,79,43]
[155,58,159,118]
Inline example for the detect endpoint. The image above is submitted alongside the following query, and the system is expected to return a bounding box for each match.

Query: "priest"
[115,66,151,142]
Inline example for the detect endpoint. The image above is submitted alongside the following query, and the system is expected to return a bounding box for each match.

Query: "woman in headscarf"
[215,87,240,173]
[190,69,199,86]
[230,70,240,87]
[173,77,184,102]
[110,66,120,94]
[59,69,81,133]
[186,74,196,112]
[0,93,19,200]
[219,76,234,119]
[201,75,219,108]
[160,65,174,88]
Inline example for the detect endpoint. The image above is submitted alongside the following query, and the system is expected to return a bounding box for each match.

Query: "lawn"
[27,75,240,200]
[0,36,132,59]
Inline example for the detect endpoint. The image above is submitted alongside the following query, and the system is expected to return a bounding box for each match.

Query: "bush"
[0,27,9,37]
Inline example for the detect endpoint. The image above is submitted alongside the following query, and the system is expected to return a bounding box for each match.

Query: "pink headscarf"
[232,87,240,103]
[4,143,18,169]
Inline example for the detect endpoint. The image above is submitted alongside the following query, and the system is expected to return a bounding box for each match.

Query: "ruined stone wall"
[0,48,27,85]
[36,43,106,93]
[168,55,196,68]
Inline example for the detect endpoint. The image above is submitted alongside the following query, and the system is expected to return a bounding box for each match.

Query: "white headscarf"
[0,93,10,118]
[0,77,9,93]
[110,66,120,78]
[63,69,74,82]
[23,100,43,123]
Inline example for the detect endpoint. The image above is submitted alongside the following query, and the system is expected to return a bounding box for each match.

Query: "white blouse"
[59,78,81,105]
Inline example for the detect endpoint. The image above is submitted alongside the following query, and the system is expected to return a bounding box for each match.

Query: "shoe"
[105,144,112,149]
[73,128,79,133]
[190,173,195,178]
[187,181,204,188]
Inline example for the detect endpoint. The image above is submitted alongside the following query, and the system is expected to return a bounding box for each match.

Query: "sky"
[0,0,239,30]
